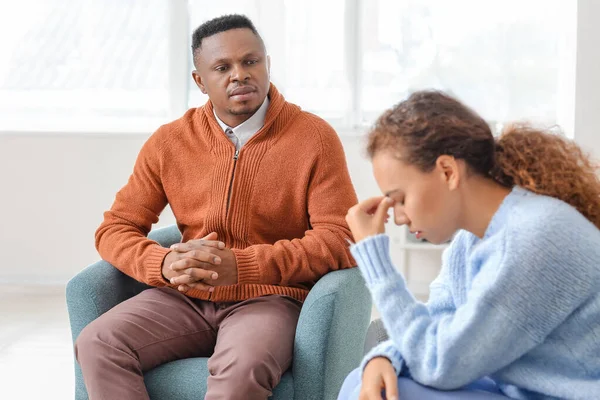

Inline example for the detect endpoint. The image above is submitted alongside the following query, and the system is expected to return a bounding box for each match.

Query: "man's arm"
[95,132,174,287]
[232,122,358,286]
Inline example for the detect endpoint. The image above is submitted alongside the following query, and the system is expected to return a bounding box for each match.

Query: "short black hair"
[191,14,263,55]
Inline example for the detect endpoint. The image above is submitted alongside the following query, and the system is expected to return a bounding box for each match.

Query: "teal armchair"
[66,225,372,400]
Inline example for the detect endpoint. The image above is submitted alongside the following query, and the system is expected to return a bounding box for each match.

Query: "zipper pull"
[234,150,239,160]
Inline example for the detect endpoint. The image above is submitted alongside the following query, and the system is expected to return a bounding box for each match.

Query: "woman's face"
[371,151,463,244]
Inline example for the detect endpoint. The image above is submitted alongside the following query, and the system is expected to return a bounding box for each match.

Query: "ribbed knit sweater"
[95,84,357,302]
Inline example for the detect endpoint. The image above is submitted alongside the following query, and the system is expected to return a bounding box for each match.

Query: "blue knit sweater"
[352,187,600,399]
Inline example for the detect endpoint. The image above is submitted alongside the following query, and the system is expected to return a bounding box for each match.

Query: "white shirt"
[213,97,270,151]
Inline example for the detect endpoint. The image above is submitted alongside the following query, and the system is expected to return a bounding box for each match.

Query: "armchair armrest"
[66,225,182,342]
[292,267,371,400]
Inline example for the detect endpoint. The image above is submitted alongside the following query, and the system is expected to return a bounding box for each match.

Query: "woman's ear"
[435,155,461,191]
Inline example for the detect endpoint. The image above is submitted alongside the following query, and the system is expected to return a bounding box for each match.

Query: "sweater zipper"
[226,149,240,216]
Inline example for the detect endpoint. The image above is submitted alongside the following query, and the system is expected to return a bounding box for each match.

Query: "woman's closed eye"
[390,195,404,206]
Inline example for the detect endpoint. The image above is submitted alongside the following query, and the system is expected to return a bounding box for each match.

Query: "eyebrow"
[212,52,261,66]
[384,189,402,197]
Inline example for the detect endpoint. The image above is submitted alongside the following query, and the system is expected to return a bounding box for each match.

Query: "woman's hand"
[346,197,395,243]
[359,357,399,400]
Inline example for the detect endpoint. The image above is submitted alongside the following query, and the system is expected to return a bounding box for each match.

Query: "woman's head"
[367,91,494,243]
[367,90,600,242]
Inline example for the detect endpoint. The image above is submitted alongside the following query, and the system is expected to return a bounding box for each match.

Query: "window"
[360,0,564,126]
[0,0,171,132]
[0,0,572,133]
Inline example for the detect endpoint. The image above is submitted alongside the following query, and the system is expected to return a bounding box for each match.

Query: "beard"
[227,103,261,116]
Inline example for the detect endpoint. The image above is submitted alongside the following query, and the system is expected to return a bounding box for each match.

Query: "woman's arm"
[351,230,593,389]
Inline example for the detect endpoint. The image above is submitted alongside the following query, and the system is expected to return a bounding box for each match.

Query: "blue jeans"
[338,368,510,400]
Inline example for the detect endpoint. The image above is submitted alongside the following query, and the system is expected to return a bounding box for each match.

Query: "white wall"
[0,133,165,284]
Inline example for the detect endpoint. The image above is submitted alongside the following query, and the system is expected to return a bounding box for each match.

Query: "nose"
[230,63,250,82]
[394,206,410,226]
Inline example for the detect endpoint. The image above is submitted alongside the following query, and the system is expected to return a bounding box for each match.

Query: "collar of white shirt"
[213,96,270,149]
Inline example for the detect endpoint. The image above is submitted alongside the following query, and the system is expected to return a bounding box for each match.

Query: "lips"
[229,86,256,97]
[410,230,423,239]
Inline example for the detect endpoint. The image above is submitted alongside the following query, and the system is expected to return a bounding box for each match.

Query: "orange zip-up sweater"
[95,85,358,303]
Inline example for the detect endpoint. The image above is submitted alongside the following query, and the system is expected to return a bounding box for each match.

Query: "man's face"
[192,28,270,127]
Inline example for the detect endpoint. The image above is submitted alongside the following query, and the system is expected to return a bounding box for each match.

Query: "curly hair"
[367,90,600,229]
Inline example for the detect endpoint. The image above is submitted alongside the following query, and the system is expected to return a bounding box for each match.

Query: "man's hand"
[346,197,394,243]
[161,232,225,292]
[360,357,399,400]
[168,234,238,292]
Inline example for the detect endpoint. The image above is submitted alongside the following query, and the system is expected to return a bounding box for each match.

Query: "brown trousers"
[74,287,302,400]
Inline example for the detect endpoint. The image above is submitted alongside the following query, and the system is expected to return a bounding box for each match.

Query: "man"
[75,14,357,400]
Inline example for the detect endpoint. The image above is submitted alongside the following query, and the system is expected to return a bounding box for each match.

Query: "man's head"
[191,15,271,128]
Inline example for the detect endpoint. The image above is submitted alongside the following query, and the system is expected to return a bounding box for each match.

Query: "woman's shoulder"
[507,188,599,244]
[501,189,600,278]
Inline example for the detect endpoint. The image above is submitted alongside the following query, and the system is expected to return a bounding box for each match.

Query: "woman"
[339,91,600,400]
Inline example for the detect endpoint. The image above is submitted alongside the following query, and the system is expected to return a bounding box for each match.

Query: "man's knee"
[208,350,284,393]
[75,321,102,365]
[74,317,128,366]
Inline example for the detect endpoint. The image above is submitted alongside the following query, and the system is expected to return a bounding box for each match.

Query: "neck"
[460,176,512,238]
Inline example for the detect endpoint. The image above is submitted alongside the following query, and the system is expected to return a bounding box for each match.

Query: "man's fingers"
[169,268,218,285]
[190,238,225,249]
[181,249,221,265]
[170,255,218,271]
[186,267,218,281]
[203,232,218,241]
[178,281,214,292]
[171,240,225,252]
[170,232,225,252]
[170,274,197,285]
[177,284,190,292]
